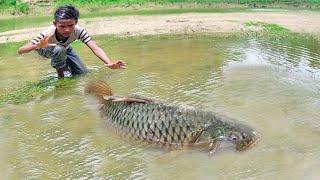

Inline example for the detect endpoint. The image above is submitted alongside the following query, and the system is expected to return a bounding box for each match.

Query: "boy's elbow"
[18,47,29,55]
[18,43,34,55]
[18,48,23,55]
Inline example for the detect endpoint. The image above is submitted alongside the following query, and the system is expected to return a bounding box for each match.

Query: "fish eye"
[229,134,238,141]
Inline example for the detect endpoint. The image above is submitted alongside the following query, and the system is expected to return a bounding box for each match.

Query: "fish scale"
[103,100,201,145]
[86,81,260,152]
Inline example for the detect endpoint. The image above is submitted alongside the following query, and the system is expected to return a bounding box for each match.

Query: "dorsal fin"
[104,96,153,104]
[85,80,155,104]
[85,80,113,102]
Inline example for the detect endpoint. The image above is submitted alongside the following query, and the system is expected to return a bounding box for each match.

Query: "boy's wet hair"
[54,5,79,21]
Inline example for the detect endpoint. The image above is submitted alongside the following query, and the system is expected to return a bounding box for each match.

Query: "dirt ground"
[1,11,320,44]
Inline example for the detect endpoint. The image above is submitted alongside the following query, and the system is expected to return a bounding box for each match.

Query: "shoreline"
[1,11,320,44]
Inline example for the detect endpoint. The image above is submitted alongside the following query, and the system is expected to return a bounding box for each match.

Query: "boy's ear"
[53,21,57,26]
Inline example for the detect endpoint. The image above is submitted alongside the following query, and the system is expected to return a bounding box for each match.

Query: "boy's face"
[54,19,77,37]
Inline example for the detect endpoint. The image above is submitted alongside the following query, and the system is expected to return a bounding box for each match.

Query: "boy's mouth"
[61,33,71,37]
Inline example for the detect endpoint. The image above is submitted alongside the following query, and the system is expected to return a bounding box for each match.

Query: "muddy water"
[1,34,320,179]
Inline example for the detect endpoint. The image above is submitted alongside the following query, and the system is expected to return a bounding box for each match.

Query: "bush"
[16,2,29,14]
[0,0,29,14]
[0,0,17,6]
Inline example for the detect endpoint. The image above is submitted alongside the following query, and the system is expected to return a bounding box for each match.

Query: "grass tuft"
[245,21,290,33]
[0,77,77,107]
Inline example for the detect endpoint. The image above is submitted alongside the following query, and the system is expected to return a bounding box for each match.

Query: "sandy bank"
[1,12,320,44]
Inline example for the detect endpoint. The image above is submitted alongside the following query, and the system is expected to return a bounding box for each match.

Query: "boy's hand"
[105,60,127,69]
[35,36,56,49]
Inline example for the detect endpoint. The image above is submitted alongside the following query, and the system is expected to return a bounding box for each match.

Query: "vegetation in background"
[0,16,52,33]
[0,0,319,32]
[0,77,77,107]
[0,0,29,14]
[55,0,320,6]
[0,0,320,15]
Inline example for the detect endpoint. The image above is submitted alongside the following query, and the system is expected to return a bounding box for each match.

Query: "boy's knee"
[51,46,67,69]
[52,45,67,57]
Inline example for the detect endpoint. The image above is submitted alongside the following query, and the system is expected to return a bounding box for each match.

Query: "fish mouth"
[236,132,261,151]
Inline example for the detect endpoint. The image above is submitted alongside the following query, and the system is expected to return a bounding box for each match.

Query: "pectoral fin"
[209,139,221,155]
[189,130,203,144]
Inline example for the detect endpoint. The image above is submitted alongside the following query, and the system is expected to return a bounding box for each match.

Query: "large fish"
[85,80,260,153]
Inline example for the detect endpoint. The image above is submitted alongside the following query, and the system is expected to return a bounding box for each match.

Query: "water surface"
[1,34,320,179]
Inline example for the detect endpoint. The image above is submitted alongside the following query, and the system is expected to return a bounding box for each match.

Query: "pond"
[1,34,320,179]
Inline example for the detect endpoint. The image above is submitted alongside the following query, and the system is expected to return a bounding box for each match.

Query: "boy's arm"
[18,36,55,55]
[86,40,126,69]
[18,42,37,55]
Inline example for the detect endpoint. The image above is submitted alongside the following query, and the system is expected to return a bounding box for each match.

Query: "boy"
[18,5,126,78]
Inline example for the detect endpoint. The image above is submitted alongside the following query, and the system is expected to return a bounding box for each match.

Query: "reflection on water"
[1,34,320,179]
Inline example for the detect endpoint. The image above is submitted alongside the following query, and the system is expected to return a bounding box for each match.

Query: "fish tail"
[85,80,113,102]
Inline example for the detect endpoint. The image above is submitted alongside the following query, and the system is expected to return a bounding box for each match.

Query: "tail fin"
[85,80,113,102]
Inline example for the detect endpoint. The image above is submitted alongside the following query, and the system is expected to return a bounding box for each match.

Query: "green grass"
[245,21,290,33]
[55,0,320,5]
[262,23,290,32]
[1,0,320,16]
[0,77,77,107]
[0,40,24,55]
[0,16,51,33]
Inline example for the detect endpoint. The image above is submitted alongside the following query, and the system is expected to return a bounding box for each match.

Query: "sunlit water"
[1,34,320,179]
